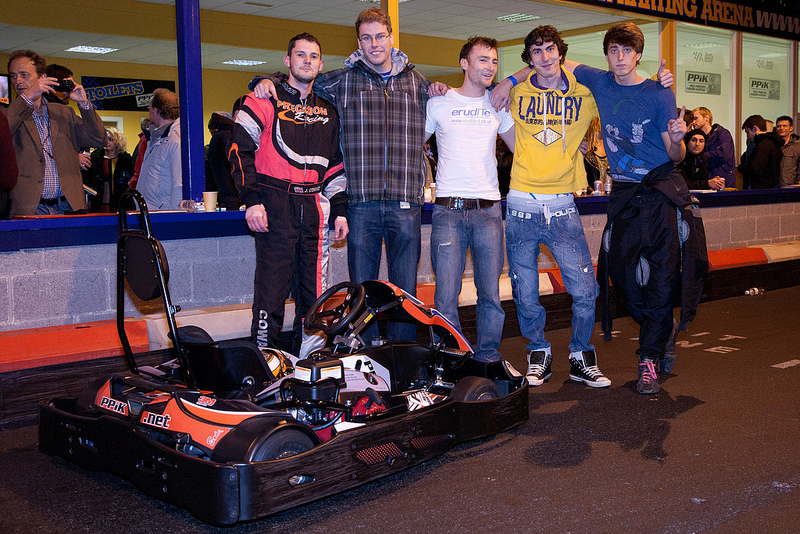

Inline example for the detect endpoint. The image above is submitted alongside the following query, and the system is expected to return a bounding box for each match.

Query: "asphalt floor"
[1,286,799,533]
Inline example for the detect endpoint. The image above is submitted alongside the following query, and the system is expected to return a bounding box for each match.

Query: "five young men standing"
[241,10,707,395]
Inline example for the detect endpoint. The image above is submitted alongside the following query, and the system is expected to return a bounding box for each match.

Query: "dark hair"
[459,36,498,64]
[521,25,568,66]
[288,32,321,56]
[356,7,392,36]
[150,88,179,121]
[8,50,47,76]
[603,22,644,57]
[742,114,766,132]
[777,115,793,126]
[45,63,73,80]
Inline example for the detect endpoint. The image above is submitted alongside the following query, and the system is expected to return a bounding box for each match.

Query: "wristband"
[507,75,518,87]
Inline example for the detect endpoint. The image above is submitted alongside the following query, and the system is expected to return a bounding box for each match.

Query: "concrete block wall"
[2,202,799,332]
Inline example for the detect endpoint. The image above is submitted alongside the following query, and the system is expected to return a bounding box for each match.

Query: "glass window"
[675,24,735,137]
[740,33,791,147]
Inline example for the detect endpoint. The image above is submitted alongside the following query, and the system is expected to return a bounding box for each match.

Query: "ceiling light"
[243,2,273,6]
[359,0,413,4]
[757,52,787,58]
[65,46,118,54]
[496,13,542,23]
[683,42,724,49]
[223,59,266,66]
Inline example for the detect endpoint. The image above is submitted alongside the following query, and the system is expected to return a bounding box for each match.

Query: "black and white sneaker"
[526,348,552,386]
[569,350,611,388]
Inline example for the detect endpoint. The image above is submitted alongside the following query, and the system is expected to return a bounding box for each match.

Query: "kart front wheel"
[249,429,315,462]
[449,376,500,402]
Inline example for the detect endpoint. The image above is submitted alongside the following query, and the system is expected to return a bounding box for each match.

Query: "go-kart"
[38,190,528,525]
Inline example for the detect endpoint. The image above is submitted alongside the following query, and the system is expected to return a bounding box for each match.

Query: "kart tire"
[449,376,500,402]
[249,429,314,462]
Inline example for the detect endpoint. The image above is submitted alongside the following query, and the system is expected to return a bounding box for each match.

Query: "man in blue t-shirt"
[494,22,707,394]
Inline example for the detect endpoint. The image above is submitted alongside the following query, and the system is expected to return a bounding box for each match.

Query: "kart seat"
[177,325,275,394]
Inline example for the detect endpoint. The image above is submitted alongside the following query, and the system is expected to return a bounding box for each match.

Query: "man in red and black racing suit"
[228,33,347,356]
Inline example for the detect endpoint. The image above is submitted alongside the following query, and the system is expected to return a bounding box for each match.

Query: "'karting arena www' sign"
[80,76,176,111]
[568,0,800,42]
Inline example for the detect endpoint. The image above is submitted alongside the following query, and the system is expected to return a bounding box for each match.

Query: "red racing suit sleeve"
[227,94,270,208]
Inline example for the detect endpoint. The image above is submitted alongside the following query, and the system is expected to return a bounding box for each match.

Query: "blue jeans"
[347,201,421,341]
[35,198,72,215]
[431,202,505,362]
[505,195,598,354]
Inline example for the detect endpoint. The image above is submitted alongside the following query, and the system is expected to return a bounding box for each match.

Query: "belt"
[39,195,67,206]
[260,174,323,195]
[434,197,497,210]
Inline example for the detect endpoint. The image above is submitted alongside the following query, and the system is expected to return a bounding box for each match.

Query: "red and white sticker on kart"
[405,390,446,411]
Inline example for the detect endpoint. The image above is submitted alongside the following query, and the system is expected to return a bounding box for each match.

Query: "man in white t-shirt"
[425,36,515,362]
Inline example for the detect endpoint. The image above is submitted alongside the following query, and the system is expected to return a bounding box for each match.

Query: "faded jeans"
[431,202,505,362]
[505,195,598,354]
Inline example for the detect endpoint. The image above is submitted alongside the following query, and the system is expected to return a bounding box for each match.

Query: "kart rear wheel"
[249,429,315,462]
[449,376,500,402]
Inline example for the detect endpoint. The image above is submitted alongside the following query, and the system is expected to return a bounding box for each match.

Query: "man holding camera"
[3,50,105,215]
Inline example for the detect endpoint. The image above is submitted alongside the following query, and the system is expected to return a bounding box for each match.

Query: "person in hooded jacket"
[678,128,725,190]
[206,98,244,211]
[738,114,782,189]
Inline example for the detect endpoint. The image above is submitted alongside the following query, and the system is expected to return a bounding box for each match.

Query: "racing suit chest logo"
[277,99,329,125]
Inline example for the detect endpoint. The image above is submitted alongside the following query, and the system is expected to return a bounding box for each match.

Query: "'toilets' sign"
[80,76,176,111]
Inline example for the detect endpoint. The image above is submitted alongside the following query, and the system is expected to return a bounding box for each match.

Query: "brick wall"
[2,202,799,332]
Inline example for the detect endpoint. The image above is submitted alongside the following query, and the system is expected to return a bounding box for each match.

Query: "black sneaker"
[569,350,611,388]
[526,349,552,386]
[637,359,661,394]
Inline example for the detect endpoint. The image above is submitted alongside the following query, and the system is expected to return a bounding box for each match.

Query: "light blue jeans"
[431,202,505,362]
[35,197,72,215]
[505,195,598,354]
[347,201,421,341]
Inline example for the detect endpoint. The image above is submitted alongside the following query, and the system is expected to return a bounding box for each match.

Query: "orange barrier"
[706,247,768,271]
[0,320,149,373]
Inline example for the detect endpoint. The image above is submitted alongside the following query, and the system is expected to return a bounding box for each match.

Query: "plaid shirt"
[313,49,431,205]
[22,94,61,198]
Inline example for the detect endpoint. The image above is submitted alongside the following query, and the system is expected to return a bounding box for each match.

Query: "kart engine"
[284,353,346,429]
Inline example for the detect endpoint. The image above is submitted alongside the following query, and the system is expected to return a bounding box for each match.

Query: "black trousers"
[252,187,329,354]
[603,184,681,361]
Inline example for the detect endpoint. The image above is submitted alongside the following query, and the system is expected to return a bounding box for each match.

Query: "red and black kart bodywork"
[38,191,528,525]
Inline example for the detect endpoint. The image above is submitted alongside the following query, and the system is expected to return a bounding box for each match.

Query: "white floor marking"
[772,359,800,369]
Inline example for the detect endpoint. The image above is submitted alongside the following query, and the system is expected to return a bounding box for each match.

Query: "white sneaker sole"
[526,373,551,387]
[569,374,611,388]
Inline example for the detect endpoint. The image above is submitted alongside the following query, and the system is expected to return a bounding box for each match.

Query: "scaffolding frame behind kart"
[116,189,277,396]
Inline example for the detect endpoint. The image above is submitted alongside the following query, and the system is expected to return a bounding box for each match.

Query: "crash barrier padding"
[2,240,798,370]
[705,246,769,271]
[0,319,149,373]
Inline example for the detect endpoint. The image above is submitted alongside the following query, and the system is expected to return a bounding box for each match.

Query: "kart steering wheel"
[305,282,366,336]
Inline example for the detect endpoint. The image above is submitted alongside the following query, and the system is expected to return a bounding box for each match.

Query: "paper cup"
[203,191,218,212]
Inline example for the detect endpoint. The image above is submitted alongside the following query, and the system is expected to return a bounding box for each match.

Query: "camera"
[54,79,75,93]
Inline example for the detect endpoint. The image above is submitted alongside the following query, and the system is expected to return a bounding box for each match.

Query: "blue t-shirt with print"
[574,64,677,182]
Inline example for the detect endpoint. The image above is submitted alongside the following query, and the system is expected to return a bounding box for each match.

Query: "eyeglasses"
[359,33,389,45]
